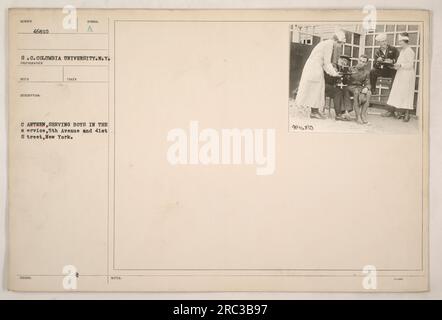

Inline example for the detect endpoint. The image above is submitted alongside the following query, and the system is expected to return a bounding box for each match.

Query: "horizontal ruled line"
[17,65,109,67]
[18,48,108,51]
[16,274,426,278]
[18,81,108,83]
[18,32,109,35]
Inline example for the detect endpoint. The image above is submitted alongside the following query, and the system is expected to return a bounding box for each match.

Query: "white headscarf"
[398,34,409,42]
[375,33,387,42]
[334,29,346,43]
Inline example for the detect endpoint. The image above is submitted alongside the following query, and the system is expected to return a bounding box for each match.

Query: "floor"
[288,99,419,134]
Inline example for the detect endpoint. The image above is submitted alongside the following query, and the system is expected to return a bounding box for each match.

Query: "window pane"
[415,61,420,75]
[386,25,395,32]
[353,46,359,58]
[408,32,418,45]
[344,45,351,56]
[365,34,374,46]
[415,77,419,91]
[336,44,344,57]
[345,31,352,44]
[408,25,419,31]
[375,24,385,33]
[387,33,395,45]
[353,33,360,45]
[397,25,406,31]
[364,47,373,59]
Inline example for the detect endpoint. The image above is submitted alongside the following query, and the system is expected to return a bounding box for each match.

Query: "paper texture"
[8,8,429,292]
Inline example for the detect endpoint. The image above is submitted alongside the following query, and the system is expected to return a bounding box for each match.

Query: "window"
[386,33,394,44]
[353,47,359,58]
[339,30,361,66]
[375,24,385,33]
[365,34,374,46]
[386,25,395,32]
[408,33,418,45]
[353,33,360,45]
[364,48,373,58]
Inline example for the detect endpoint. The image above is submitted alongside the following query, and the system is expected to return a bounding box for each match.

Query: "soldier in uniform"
[344,54,372,124]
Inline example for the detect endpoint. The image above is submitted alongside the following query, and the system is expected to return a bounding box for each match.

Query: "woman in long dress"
[387,32,416,122]
[295,30,345,119]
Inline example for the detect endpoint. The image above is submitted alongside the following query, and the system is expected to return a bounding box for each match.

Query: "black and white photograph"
[1,2,439,302]
[289,23,422,133]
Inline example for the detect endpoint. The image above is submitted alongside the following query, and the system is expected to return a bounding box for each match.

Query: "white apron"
[387,46,416,110]
[295,39,340,109]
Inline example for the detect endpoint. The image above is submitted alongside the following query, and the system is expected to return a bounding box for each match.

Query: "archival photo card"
[7,8,429,292]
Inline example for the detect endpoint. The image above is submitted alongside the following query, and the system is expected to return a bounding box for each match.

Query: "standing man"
[369,33,399,117]
[344,55,372,124]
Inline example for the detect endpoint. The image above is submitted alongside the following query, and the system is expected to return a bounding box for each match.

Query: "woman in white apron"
[387,32,416,122]
[295,30,345,119]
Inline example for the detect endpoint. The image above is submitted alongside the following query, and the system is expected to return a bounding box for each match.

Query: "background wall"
[1,0,441,299]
